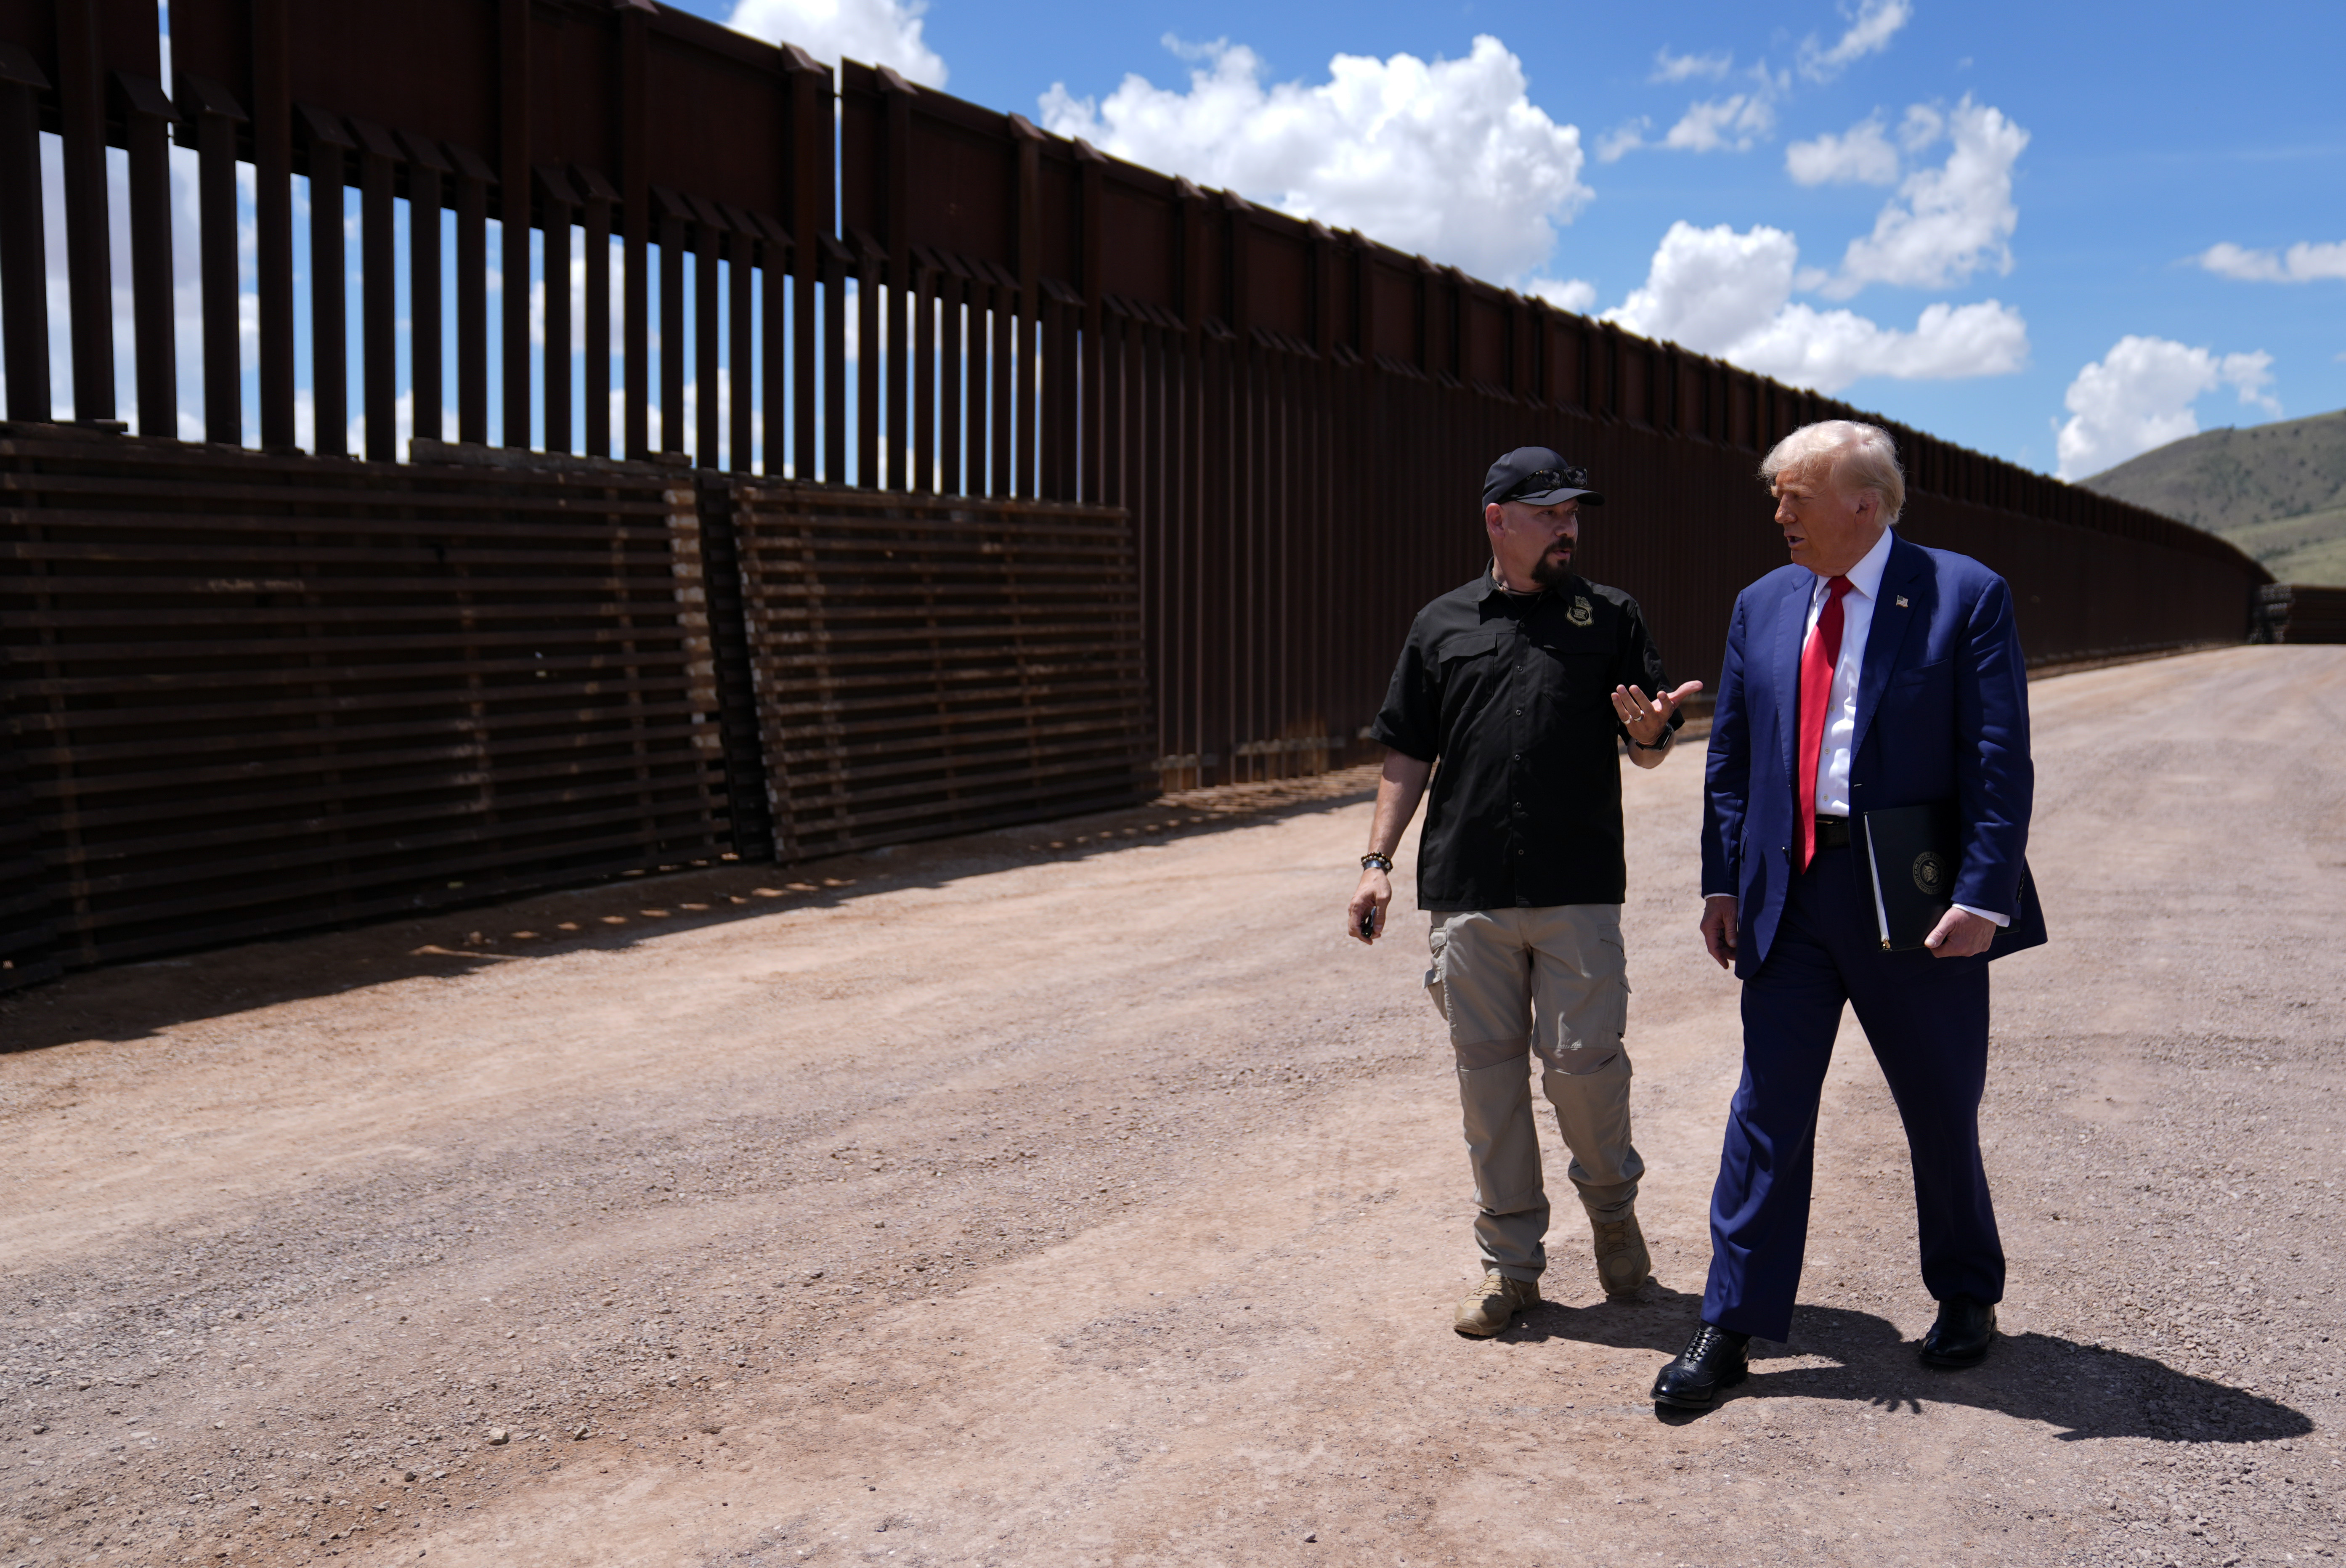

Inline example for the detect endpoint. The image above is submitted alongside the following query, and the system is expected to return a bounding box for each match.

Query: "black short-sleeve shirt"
[1369,568,1684,911]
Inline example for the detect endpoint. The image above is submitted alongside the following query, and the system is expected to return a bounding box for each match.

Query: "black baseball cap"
[1483,446,1604,508]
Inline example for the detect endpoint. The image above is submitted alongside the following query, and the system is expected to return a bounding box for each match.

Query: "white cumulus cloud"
[1786,106,1945,187]
[1662,93,1777,154]
[1736,298,2028,392]
[1526,276,1598,314]
[2053,335,2280,480]
[1651,48,1732,84]
[1611,223,1800,352]
[1894,103,1945,151]
[1604,219,2028,395]
[1603,61,1787,162]
[1038,35,1591,286]
[1822,96,2027,297]
[1786,114,1900,186]
[725,0,947,88]
[2195,240,2346,284]
[1595,119,1651,164]
[1799,0,1913,82]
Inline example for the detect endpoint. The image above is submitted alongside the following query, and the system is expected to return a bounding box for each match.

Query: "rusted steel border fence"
[0,425,1151,990]
[0,0,2274,991]
[0,423,731,977]
[2252,585,2346,645]
[728,484,1149,861]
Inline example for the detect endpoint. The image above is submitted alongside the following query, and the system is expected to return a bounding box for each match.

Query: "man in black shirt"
[1348,446,1701,1337]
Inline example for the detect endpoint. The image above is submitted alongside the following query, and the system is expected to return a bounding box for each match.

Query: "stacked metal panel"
[0,712,52,992]
[2253,584,2346,644]
[0,426,728,972]
[730,484,1151,859]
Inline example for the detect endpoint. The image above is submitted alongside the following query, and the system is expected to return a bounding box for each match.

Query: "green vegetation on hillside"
[2216,502,2346,584]
[2080,409,2346,585]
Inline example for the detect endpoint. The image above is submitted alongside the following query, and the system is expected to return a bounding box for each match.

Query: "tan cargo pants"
[1426,905,1643,1284]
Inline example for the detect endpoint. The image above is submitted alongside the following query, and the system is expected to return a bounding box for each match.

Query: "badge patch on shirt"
[1567,595,1594,626]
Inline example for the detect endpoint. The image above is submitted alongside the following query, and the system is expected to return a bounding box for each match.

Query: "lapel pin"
[1895,595,1909,608]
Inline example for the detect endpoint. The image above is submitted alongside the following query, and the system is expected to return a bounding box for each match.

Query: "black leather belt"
[1813,815,1852,851]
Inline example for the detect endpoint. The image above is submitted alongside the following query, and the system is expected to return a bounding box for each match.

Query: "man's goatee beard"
[1531,551,1572,587]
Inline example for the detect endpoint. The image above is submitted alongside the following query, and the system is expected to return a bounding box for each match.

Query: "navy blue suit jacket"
[1700,531,2046,978]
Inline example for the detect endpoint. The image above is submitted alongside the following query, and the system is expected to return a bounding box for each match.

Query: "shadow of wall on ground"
[0,771,1382,1056]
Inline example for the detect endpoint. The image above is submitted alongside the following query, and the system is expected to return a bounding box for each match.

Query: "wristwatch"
[1361,852,1394,873]
[1632,726,1673,751]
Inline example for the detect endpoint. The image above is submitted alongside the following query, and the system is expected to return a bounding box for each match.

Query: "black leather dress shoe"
[1919,1295,1997,1367]
[1651,1323,1751,1410]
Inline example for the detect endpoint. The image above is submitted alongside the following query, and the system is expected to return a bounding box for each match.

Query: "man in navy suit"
[1651,420,2046,1411]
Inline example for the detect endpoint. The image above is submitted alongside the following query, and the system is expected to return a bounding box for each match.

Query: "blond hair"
[1760,420,1905,525]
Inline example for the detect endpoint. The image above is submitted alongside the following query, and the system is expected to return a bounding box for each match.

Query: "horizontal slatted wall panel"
[733,483,1152,859]
[0,716,56,991]
[0,427,727,969]
[2257,584,2346,644]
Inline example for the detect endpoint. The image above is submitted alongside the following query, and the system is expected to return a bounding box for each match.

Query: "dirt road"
[4,644,2343,1568]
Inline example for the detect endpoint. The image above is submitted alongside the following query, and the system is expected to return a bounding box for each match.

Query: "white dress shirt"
[1802,526,2006,926]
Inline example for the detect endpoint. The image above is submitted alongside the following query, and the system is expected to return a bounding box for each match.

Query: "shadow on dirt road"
[1501,1287,2314,1442]
[0,769,1380,1055]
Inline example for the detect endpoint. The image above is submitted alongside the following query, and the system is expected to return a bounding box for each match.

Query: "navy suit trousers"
[1701,841,2005,1343]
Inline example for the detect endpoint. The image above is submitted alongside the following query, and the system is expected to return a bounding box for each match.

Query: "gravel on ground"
[2,643,2341,1568]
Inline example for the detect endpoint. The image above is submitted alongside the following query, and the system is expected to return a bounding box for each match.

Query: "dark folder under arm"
[1860,802,2040,955]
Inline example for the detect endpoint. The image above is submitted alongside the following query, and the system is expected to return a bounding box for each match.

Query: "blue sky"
[699,0,2346,479]
[18,0,2335,480]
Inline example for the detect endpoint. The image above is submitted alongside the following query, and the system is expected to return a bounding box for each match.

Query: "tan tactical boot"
[1453,1270,1540,1337]
[1592,1209,1652,1298]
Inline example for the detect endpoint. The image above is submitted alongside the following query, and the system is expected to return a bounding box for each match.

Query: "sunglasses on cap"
[1505,467,1590,501]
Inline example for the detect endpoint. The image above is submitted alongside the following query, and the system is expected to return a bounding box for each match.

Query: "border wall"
[0,0,2271,990]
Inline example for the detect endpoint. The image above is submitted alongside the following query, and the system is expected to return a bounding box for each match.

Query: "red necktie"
[1795,575,1855,873]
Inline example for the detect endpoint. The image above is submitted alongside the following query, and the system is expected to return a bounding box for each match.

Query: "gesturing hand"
[1612,680,1704,747]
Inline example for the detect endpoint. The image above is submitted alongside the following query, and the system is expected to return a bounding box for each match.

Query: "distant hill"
[2079,409,2346,585]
